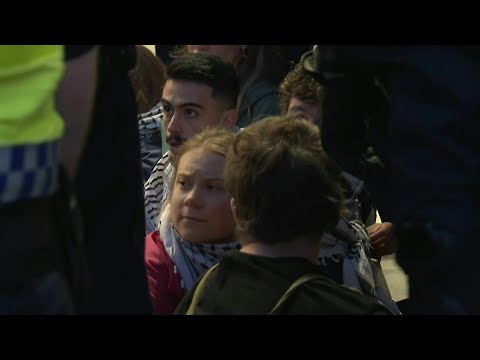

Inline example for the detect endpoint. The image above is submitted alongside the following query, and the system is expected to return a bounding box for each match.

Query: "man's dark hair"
[167,52,239,110]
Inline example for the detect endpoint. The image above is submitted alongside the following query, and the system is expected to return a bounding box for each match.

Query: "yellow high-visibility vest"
[0,45,64,146]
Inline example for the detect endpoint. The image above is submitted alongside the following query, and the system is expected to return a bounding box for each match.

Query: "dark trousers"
[0,272,73,315]
[75,46,153,315]
[0,189,78,314]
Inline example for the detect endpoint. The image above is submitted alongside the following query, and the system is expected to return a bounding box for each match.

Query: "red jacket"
[145,230,184,315]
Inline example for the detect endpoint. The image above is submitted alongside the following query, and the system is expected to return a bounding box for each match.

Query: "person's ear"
[230,198,239,224]
[231,197,248,231]
[221,109,238,129]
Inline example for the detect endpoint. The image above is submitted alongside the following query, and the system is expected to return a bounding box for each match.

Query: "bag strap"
[186,263,220,315]
[269,273,325,315]
[187,268,338,315]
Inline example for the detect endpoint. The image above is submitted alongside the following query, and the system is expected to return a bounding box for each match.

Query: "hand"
[367,222,397,257]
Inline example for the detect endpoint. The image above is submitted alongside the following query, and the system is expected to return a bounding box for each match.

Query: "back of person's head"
[167,52,239,110]
[172,127,235,172]
[225,115,344,245]
[279,62,324,115]
[128,45,167,114]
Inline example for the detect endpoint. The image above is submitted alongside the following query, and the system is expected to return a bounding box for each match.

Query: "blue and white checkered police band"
[0,141,59,204]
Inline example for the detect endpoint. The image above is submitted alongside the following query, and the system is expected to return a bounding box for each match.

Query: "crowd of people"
[1,44,477,315]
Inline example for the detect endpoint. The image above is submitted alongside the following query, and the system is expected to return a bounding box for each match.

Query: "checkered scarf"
[138,102,163,131]
[320,218,401,314]
[159,204,240,291]
[144,151,172,234]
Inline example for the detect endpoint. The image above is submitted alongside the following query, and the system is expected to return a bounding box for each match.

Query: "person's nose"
[184,185,203,208]
[166,111,181,136]
[190,45,209,53]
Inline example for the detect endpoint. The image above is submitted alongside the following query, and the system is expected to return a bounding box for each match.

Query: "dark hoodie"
[237,80,280,128]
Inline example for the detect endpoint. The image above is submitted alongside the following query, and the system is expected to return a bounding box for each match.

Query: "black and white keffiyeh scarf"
[144,151,173,234]
[159,204,240,291]
[137,102,163,131]
[319,218,401,314]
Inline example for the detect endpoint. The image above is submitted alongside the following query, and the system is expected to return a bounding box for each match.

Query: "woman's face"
[187,45,246,70]
[170,147,235,244]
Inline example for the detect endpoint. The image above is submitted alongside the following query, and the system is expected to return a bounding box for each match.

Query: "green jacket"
[175,251,392,315]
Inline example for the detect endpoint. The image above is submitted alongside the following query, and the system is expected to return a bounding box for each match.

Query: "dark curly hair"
[278,62,324,115]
